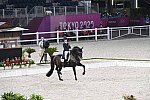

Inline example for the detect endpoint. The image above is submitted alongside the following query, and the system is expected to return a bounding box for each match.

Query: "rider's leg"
[62,51,65,59]
[67,52,70,62]
[64,51,69,61]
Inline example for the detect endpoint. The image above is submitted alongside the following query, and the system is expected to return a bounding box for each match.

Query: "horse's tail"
[46,56,55,77]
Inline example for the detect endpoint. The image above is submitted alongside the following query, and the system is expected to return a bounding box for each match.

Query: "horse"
[46,46,85,81]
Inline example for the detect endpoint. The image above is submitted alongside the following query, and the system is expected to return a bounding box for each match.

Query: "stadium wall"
[37,13,101,32]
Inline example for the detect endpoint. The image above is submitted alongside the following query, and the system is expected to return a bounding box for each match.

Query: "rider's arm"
[68,43,71,51]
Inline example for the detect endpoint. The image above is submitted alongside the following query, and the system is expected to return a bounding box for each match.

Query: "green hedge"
[1,91,44,100]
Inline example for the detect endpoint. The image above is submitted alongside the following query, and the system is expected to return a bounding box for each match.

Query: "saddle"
[58,54,70,65]
[61,51,70,62]
[61,57,69,63]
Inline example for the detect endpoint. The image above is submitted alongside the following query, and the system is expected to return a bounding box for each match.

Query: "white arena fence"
[109,25,150,39]
[20,25,150,45]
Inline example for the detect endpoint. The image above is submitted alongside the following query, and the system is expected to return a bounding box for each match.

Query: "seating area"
[59,1,78,6]
[0,0,77,12]
[6,0,46,11]
[6,0,78,9]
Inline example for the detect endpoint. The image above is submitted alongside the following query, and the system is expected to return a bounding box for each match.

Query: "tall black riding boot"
[64,59,67,67]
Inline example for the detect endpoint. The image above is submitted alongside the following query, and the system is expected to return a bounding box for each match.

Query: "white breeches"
[64,51,70,60]
[39,48,45,57]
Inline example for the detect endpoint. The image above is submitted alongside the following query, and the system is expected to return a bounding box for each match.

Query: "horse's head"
[70,46,83,61]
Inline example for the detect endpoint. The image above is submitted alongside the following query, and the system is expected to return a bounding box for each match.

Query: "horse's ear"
[81,47,83,49]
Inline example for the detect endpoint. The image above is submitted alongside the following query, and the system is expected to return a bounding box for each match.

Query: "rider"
[39,37,44,48]
[38,37,50,63]
[63,38,71,63]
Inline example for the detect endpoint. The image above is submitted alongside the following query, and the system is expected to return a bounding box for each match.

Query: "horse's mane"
[72,46,80,49]
[71,46,80,54]
[70,46,82,62]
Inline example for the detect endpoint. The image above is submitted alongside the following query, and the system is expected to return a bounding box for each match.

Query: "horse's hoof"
[46,73,50,77]
[59,79,63,81]
[82,72,85,75]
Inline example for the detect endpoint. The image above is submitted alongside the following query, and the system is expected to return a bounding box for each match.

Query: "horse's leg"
[77,62,85,75]
[72,66,77,80]
[56,66,63,81]
[58,66,62,75]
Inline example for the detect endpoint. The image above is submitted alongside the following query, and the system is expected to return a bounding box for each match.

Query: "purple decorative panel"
[117,17,129,27]
[38,16,51,32]
[38,13,101,32]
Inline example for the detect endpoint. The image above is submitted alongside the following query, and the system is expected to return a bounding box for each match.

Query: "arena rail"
[20,25,150,45]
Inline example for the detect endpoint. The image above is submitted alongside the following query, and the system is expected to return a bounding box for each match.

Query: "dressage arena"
[1,37,150,100]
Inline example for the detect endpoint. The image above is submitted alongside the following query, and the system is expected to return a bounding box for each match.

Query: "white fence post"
[119,29,121,37]
[36,32,39,45]
[57,31,59,44]
[140,28,142,35]
[76,6,78,14]
[86,3,88,14]
[149,25,150,36]
[128,27,130,34]
[2,9,4,18]
[35,6,37,17]
[65,6,67,15]
[53,6,56,16]
[131,27,134,34]
[15,9,17,17]
[110,28,113,39]
[76,29,79,42]
[95,28,97,41]
[107,27,110,40]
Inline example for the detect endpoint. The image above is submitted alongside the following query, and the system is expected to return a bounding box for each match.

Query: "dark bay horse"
[46,46,85,81]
